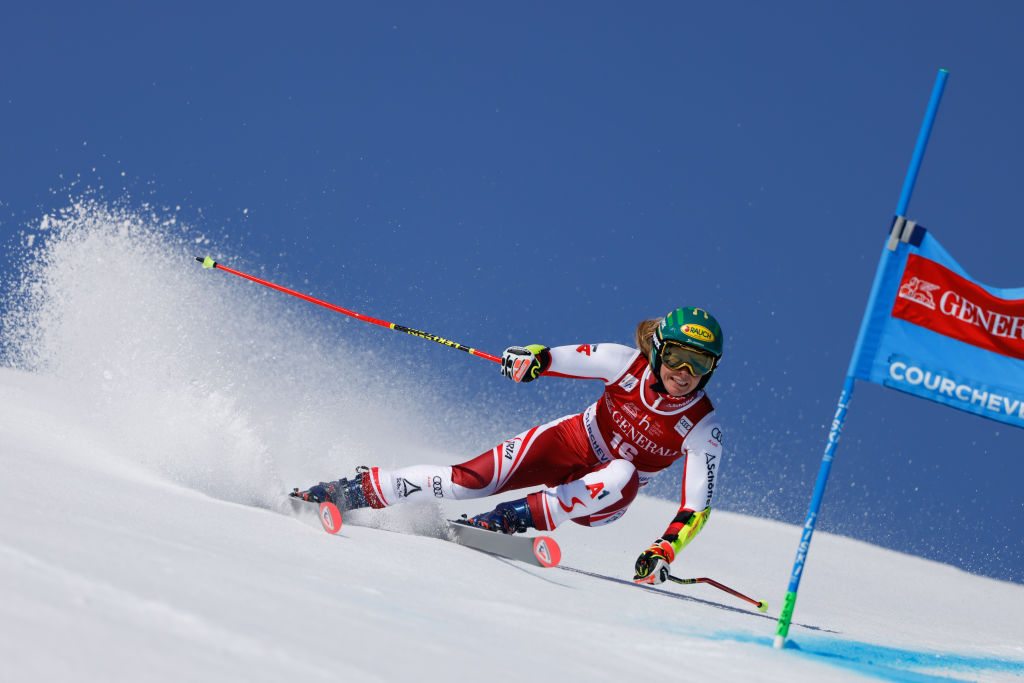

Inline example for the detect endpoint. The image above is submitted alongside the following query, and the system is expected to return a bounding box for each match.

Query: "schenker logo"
[703,452,716,507]
[892,254,1024,360]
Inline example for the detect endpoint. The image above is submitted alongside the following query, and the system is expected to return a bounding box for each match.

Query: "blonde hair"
[635,317,663,358]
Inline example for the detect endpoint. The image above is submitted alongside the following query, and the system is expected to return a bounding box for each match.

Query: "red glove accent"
[649,539,676,563]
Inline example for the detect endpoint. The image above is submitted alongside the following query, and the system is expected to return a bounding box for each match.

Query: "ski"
[446,519,561,568]
[302,500,560,568]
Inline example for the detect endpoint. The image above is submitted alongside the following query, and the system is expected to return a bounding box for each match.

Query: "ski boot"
[291,466,372,512]
[464,498,534,534]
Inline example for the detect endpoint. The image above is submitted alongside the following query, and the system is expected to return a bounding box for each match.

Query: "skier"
[293,307,725,585]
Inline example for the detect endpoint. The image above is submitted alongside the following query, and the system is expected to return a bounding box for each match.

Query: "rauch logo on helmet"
[682,324,714,342]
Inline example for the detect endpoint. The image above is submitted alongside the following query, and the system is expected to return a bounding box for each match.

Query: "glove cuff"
[525,345,551,376]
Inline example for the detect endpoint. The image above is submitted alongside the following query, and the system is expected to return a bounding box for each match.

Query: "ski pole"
[669,575,768,612]
[195,256,501,363]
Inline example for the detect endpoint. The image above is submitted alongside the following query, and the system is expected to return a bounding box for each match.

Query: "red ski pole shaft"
[196,256,501,363]
[669,575,768,612]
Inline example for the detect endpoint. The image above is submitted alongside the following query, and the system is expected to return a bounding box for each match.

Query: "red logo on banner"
[892,255,1024,360]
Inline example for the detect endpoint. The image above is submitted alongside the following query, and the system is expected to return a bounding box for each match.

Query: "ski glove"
[633,539,676,585]
[501,345,551,383]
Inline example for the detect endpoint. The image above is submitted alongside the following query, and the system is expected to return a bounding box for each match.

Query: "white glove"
[500,345,550,383]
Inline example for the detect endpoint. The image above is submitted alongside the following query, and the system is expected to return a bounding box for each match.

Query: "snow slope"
[1,202,1023,682]
[2,367,1023,683]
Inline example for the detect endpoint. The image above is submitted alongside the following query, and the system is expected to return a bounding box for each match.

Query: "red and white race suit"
[364,343,723,533]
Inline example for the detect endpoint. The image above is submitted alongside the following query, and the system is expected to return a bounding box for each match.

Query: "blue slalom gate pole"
[896,69,950,216]
[772,69,949,650]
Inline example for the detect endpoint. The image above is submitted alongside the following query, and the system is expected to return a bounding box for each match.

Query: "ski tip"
[318,502,343,534]
[532,536,561,568]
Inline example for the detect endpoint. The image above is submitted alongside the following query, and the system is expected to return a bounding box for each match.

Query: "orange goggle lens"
[660,342,716,376]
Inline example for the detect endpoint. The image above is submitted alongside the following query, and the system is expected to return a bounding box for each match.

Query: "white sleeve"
[546,344,639,383]
[679,413,724,512]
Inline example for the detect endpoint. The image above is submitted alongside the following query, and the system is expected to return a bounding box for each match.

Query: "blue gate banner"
[850,221,1024,428]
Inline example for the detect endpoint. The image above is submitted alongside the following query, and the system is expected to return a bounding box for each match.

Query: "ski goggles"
[659,341,716,376]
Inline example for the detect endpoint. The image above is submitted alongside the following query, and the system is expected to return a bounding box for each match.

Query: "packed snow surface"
[3,367,1024,682]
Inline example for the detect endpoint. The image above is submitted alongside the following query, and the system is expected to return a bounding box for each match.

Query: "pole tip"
[196,256,217,269]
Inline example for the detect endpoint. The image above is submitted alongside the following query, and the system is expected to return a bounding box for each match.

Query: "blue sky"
[3,2,1022,582]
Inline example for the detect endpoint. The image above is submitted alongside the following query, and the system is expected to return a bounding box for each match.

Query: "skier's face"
[659,362,700,396]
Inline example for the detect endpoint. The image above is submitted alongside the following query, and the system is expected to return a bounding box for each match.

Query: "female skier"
[293,307,725,585]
